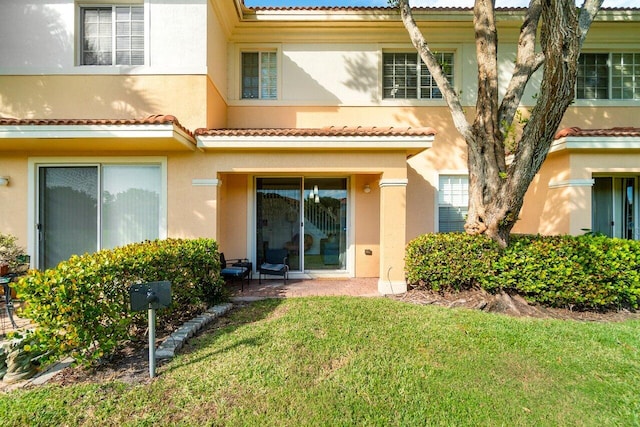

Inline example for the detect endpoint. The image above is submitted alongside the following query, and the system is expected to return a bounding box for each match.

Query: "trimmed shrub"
[14,238,224,365]
[406,232,640,311]
[482,234,640,311]
[405,232,501,291]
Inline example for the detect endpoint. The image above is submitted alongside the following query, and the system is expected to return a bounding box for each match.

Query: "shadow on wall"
[0,3,72,69]
[343,52,380,104]
[0,3,158,120]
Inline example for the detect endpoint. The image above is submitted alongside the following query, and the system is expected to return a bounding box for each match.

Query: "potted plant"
[0,233,28,298]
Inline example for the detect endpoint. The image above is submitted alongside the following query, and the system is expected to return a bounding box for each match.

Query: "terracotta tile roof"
[195,126,437,137]
[248,6,637,12]
[0,114,194,138]
[555,127,640,139]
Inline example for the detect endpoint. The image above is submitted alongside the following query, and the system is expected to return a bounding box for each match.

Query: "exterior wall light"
[363,184,371,193]
[0,176,9,187]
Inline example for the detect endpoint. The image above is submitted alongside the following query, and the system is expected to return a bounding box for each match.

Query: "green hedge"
[14,238,224,365]
[481,234,640,310]
[405,233,640,311]
[405,233,500,291]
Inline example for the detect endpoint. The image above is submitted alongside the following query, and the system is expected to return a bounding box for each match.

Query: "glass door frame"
[29,157,168,270]
[36,164,102,270]
[592,175,639,240]
[251,175,353,276]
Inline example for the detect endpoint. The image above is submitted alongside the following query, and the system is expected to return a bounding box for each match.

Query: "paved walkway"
[228,277,380,299]
[0,301,32,336]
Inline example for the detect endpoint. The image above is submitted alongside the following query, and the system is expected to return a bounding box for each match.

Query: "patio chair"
[220,253,252,292]
[258,248,289,284]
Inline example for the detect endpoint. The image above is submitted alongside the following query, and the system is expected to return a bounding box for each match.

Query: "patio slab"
[228,277,380,299]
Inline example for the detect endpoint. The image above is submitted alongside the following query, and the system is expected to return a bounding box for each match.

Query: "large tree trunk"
[398,0,603,247]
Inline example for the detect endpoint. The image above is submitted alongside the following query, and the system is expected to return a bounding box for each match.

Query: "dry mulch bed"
[391,288,640,322]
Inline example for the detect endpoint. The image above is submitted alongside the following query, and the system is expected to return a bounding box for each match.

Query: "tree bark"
[397,0,603,247]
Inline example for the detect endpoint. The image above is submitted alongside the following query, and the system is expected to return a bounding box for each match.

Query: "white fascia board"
[197,135,434,150]
[0,124,195,148]
[550,137,640,153]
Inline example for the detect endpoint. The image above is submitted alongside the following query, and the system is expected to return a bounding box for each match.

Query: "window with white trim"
[37,163,162,269]
[438,175,468,233]
[80,5,144,66]
[577,53,640,100]
[383,52,454,99]
[241,51,277,99]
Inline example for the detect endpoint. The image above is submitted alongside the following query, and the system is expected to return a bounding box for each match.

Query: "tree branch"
[397,0,472,141]
[473,0,500,142]
[498,0,543,133]
[578,0,604,47]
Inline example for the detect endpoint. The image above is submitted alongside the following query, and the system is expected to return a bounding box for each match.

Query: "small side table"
[1,276,17,329]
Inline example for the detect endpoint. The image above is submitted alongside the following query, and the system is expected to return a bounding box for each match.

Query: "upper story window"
[383,52,454,99]
[81,5,144,66]
[438,175,468,233]
[242,52,277,99]
[577,53,640,100]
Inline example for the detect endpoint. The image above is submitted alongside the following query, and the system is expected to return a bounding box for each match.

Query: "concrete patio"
[227,277,381,299]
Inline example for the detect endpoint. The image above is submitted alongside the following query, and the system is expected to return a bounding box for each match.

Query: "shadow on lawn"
[159,299,284,375]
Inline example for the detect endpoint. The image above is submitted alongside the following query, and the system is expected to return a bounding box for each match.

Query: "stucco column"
[190,178,221,239]
[378,178,408,295]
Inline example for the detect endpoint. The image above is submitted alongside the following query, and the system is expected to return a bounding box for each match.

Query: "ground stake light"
[129,281,172,378]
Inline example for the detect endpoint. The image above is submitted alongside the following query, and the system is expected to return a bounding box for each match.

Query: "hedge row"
[14,238,224,365]
[405,233,640,311]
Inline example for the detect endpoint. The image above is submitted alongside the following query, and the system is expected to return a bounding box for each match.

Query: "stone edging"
[0,302,234,390]
[155,302,233,359]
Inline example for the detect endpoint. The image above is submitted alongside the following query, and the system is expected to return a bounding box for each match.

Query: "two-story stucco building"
[0,1,639,294]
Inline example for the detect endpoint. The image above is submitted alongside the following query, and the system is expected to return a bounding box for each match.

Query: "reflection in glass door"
[592,176,638,239]
[256,178,302,270]
[256,177,348,272]
[304,178,347,270]
[38,166,99,269]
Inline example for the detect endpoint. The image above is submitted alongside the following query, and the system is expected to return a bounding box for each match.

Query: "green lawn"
[1,297,639,426]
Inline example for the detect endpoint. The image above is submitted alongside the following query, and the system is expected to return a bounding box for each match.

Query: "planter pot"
[0,263,8,276]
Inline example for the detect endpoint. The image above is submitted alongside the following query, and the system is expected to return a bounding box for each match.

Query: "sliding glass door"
[256,177,347,272]
[303,178,347,270]
[37,164,161,269]
[592,176,638,239]
[38,166,99,269]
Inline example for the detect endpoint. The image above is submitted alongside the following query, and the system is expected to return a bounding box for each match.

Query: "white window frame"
[78,3,146,66]
[382,50,455,100]
[240,50,279,100]
[577,52,640,100]
[436,173,469,233]
[27,157,167,267]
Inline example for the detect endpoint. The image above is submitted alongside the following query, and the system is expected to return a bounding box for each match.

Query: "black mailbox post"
[129,281,172,378]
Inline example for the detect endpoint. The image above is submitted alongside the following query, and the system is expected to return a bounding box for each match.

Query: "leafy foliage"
[405,233,500,291]
[406,233,640,311]
[14,238,224,365]
[482,234,640,311]
[0,232,28,274]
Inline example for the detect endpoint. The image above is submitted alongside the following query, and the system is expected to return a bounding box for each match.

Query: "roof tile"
[195,126,437,137]
[0,115,194,138]
[555,127,640,139]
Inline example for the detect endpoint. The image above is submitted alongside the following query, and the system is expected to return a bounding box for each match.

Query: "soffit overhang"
[0,116,196,152]
[196,126,435,156]
[550,127,640,154]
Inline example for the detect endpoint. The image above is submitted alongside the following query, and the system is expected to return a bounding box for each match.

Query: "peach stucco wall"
[514,153,571,235]
[218,174,249,258]
[207,77,228,129]
[0,154,29,246]
[0,75,210,131]
[354,174,381,278]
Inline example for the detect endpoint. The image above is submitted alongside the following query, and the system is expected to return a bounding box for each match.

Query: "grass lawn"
[1,297,639,426]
